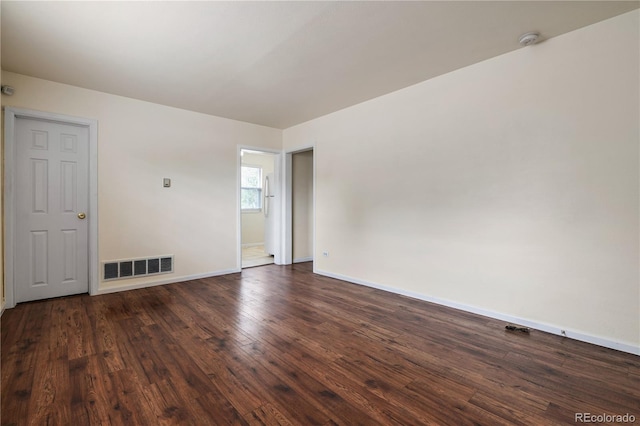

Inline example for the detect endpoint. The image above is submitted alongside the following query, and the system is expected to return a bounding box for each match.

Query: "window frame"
[241,164,263,212]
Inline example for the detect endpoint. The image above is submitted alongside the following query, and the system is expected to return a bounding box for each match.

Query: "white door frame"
[3,107,99,308]
[237,146,283,268]
[282,145,315,269]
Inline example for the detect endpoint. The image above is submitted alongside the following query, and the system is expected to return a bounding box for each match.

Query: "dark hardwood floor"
[2,262,639,425]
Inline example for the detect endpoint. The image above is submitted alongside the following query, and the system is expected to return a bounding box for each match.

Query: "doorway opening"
[284,147,315,267]
[240,148,279,268]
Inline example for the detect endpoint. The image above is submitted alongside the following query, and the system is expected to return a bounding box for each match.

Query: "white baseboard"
[96,268,241,295]
[315,268,639,356]
[293,256,313,263]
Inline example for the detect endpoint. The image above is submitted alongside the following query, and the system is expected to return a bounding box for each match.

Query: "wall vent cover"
[103,255,174,281]
[104,262,119,280]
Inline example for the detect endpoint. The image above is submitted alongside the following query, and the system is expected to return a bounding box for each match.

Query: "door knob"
[77,212,86,219]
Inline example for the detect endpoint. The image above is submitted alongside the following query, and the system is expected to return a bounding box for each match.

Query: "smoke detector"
[519,32,540,47]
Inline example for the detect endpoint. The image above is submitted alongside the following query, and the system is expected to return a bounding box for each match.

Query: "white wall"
[283,11,640,351]
[241,152,275,245]
[1,71,282,292]
[292,150,314,261]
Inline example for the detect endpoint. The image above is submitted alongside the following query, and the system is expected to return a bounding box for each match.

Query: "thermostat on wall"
[163,178,171,188]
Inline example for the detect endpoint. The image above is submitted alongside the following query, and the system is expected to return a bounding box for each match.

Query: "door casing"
[4,107,99,308]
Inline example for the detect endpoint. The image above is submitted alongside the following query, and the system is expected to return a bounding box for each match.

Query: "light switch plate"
[163,178,171,188]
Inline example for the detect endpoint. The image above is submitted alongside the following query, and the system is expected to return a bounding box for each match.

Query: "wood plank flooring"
[2,262,639,425]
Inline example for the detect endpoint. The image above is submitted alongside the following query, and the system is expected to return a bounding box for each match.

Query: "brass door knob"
[77,212,86,219]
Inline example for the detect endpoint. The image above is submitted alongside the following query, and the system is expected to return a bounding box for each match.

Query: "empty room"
[1,1,639,425]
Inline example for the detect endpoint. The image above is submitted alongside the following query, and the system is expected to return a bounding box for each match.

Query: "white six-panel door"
[14,117,89,302]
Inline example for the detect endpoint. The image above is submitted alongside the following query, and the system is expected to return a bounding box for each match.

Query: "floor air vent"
[103,255,174,281]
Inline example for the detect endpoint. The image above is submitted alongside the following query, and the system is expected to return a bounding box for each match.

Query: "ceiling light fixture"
[519,32,540,47]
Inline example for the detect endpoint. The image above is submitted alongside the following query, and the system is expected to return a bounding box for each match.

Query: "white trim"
[97,268,241,295]
[3,107,99,308]
[283,152,293,264]
[237,146,283,269]
[315,268,640,356]
[293,257,313,263]
[312,148,316,274]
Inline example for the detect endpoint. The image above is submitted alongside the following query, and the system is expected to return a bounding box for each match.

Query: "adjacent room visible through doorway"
[292,149,314,264]
[241,149,277,268]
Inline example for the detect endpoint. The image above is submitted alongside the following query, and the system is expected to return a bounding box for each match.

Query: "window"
[241,165,262,211]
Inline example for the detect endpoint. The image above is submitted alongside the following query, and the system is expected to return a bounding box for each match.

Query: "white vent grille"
[103,255,174,281]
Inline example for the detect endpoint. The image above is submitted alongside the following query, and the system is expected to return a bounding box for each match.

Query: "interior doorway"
[291,150,314,263]
[284,147,315,266]
[240,148,279,268]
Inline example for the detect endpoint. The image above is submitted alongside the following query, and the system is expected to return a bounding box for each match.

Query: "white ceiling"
[2,1,638,129]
